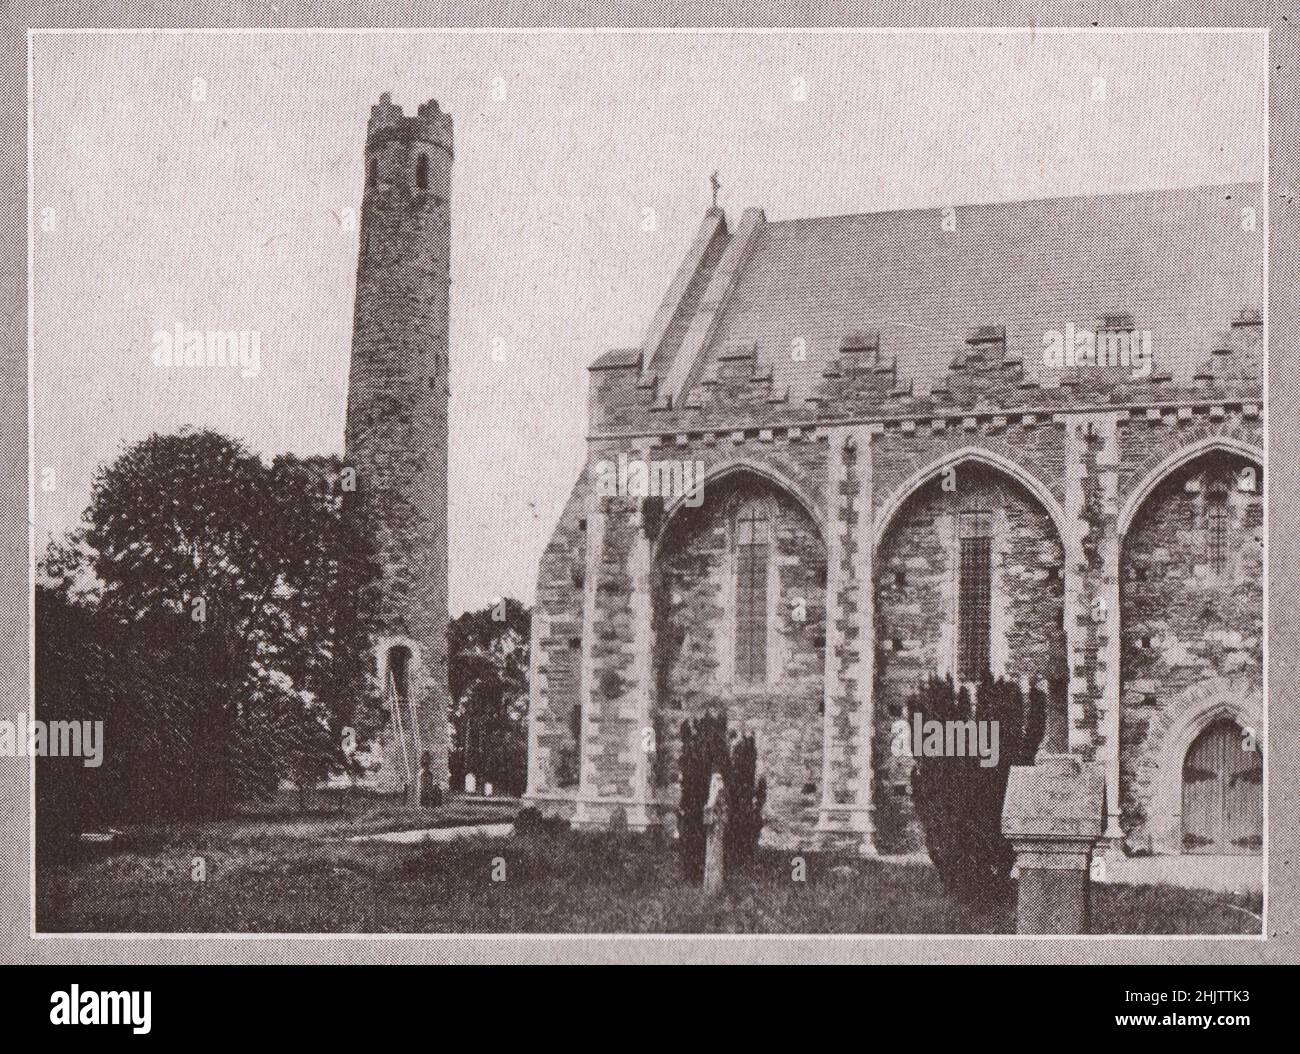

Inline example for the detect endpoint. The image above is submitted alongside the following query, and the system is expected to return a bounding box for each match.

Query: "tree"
[677,713,767,882]
[448,598,530,795]
[41,429,383,816]
[35,584,214,853]
[908,672,1047,898]
[263,454,386,806]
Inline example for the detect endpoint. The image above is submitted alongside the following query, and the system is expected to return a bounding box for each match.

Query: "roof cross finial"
[710,170,720,211]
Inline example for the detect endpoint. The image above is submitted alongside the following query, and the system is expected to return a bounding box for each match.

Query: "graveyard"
[35,789,1261,935]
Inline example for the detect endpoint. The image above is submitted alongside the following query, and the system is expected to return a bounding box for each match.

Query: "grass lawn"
[36,795,1261,934]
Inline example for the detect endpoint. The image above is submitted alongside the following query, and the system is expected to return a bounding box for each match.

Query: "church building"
[523,183,1264,862]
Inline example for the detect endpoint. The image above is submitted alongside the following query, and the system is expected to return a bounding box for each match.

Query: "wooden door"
[1182,719,1262,854]
[1223,724,1263,853]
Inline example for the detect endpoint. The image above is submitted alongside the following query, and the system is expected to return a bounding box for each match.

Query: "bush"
[677,713,767,882]
[514,805,543,833]
[908,672,1047,897]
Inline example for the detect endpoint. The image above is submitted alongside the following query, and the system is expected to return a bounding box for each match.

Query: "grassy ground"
[151,788,524,840]
[36,795,1261,934]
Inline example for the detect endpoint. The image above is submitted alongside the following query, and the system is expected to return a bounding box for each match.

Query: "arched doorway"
[387,644,412,705]
[1181,717,1262,854]
[1120,443,1263,852]
[379,643,419,795]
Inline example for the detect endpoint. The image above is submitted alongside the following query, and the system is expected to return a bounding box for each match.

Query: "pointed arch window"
[957,511,993,682]
[734,497,772,684]
[1206,485,1230,575]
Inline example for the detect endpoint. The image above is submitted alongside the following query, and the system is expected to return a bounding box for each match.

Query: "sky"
[31,29,1266,613]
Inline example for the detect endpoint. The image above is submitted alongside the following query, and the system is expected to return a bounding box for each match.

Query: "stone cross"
[710,170,720,211]
[703,771,729,893]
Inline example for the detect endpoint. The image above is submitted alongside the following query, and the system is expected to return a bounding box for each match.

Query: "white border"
[26,24,1269,942]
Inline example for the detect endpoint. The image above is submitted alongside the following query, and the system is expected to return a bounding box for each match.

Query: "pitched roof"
[642,183,1263,407]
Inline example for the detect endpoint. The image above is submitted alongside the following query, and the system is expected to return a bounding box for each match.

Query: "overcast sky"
[31,29,1266,613]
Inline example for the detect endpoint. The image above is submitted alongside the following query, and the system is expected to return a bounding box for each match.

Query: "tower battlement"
[366,92,454,153]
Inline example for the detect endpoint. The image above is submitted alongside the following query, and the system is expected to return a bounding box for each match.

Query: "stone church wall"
[525,308,1264,858]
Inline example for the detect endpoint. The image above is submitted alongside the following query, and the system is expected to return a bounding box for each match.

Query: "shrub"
[908,672,1047,897]
[514,805,543,833]
[724,731,766,873]
[677,713,767,882]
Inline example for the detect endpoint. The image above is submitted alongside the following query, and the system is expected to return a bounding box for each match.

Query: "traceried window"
[1207,486,1230,574]
[957,511,993,682]
[734,499,772,684]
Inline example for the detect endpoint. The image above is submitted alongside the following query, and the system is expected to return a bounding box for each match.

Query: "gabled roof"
[640,183,1263,407]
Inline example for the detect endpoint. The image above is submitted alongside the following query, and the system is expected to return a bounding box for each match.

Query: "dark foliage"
[35,586,220,857]
[448,598,529,795]
[677,713,767,882]
[908,672,1048,897]
[514,805,543,833]
[36,430,384,838]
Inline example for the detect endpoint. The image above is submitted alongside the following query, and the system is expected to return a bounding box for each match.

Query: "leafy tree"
[35,584,213,855]
[265,454,386,806]
[448,598,530,795]
[41,429,383,816]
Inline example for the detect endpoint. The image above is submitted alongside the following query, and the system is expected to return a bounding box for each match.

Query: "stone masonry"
[344,96,452,796]
[522,185,1264,858]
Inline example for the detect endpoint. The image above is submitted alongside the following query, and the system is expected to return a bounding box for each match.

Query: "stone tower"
[344,94,452,799]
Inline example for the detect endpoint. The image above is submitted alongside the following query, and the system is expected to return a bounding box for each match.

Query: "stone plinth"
[1002,754,1105,934]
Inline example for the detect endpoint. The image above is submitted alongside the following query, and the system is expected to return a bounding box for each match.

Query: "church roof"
[640,183,1263,408]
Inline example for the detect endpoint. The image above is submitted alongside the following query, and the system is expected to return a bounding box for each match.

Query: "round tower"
[344,94,451,800]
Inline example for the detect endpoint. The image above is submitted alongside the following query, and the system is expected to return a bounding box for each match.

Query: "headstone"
[702,772,729,894]
[464,772,476,794]
[1002,754,1105,934]
[483,782,493,797]
[418,750,441,809]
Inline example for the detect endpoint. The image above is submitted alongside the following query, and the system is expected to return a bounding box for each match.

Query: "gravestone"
[1002,754,1105,934]
[418,751,442,808]
[703,772,728,894]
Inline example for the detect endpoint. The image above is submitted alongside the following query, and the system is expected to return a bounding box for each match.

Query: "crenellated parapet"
[589,302,1264,446]
[366,92,454,154]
